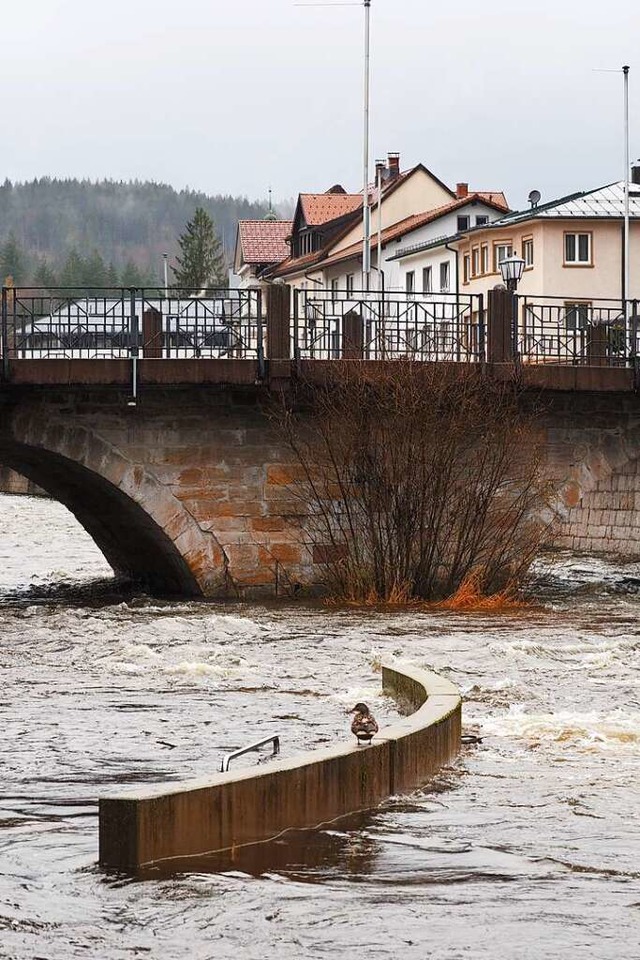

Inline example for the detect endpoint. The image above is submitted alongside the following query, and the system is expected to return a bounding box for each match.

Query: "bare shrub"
[275,362,555,603]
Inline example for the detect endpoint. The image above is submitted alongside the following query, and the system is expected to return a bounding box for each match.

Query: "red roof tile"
[238,220,293,264]
[299,193,363,226]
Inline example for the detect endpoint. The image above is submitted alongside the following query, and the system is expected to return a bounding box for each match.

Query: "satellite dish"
[528,189,541,209]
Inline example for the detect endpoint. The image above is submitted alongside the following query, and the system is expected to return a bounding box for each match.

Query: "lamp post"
[499,253,525,292]
[499,253,526,360]
[162,253,169,298]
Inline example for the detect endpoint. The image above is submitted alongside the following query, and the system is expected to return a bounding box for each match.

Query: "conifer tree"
[120,259,145,288]
[32,258,58,290]
[171,207,226,293]
[0,233,28,285]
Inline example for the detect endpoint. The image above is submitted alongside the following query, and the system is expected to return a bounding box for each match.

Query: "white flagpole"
[623,65,630,306]
[362,0,371,292]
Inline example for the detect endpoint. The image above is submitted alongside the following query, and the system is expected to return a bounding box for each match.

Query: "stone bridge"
[0,359,639,597]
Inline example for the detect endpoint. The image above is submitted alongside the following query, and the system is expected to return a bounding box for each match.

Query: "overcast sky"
[1,1,637,209]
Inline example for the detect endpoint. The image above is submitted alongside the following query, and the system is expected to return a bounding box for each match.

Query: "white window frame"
[564,232,592,266]
[422,266,432,294]
[439,261,450,293]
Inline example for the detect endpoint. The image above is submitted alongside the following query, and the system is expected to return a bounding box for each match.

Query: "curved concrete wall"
[99,662,461,870]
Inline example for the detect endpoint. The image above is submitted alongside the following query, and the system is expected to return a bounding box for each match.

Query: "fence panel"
[294,290,484,362]
[0,287,263,362]
[518,297,635,366]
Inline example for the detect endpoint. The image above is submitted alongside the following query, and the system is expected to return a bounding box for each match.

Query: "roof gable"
[236,220,293,267]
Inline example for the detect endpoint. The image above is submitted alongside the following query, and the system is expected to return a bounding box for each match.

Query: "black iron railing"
[517,296,639,366]
[0,287,264,364]
[293,289,485,362]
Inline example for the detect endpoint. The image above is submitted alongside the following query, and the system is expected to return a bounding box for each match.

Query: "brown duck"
[348,702,379,746]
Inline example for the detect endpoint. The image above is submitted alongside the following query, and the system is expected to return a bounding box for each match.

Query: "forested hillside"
[0,178,270,288]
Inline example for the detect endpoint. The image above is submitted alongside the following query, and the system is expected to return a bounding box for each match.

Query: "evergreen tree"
[105,262,119,288]
[32,258,58,290]
[59,249,85,295]
[171,207,226,293]
[82,249,107,290]
[120,259,145,288]
[0,233,28,285]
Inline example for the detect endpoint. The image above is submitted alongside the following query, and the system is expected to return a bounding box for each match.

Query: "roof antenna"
[528,189,541,209]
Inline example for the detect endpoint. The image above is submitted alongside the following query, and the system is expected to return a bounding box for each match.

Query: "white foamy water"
[0,495,639,959]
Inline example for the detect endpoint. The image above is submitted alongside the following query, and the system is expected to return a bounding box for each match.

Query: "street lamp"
[499,253,525,292]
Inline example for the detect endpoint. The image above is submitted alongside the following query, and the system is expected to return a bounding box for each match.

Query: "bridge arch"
[0,410,229,597]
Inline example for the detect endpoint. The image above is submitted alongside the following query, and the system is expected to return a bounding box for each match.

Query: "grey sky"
[2,0,636,210]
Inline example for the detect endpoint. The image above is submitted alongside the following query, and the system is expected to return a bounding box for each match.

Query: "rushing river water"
[0,494,639,959]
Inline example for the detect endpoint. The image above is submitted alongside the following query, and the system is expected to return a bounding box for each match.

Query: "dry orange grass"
[432,573,529,612]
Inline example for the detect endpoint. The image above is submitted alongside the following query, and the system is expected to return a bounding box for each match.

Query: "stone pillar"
[343,310,364,360]
[586,323,608,366]
[487,287,514,363]
[142,307,163,359]
[266,284,291,360]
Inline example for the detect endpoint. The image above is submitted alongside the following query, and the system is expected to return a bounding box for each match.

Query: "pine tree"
[0,233,28,285]
[82,249,107,290]
[120,259,144,288]
[59,249,85,296]
[105,262,119,288]
[32,258,58,290]
[171,207,226,293]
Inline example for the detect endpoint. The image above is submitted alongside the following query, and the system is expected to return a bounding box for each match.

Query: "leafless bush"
[275,362,555,602]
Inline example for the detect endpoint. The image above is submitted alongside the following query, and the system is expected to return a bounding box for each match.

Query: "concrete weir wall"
[99,663,462,870]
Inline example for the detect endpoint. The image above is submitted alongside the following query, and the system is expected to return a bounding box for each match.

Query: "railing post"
[586,321,608,366]
[255,289,265,379]
[266,283,291,362]
[1,287,8,381]
[142,306,163,359]
[477,293,485,363]
[129,288,138,404]
[293,288,300,366]
[486,287,513,363]
[343,309,364,359]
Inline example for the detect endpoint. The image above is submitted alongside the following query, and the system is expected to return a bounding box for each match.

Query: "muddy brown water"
[0,494,638,959]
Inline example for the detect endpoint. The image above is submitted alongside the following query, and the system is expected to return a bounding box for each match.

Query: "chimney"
[375,159,386,184]
[387,152,400,180]
[632,161,640,185]
[456,182,469,199]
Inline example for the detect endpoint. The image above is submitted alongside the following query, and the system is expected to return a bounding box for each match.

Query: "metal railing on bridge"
[0,286,264,363]
[516,295,639,366]
[293,288,485,362]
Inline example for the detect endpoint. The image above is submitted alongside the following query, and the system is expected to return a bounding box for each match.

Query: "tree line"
[0,177,271,288]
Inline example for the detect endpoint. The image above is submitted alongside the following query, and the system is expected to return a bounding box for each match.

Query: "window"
[331,278,339,299]
[523,238,534,268]
[565,232,591,265]
[471,247,480,277]
[346,274,355,295]
[463,255,470,284]
[565,302,590,329]
[481,244,489,274]
[494,243,512,272]
[439,261,450,292]
[457,215,470,231]
[476,215,489,227]
[422,266,432,294]
[405,271,415,295]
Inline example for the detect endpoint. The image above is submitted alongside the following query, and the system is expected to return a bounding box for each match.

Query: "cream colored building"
[266,153,508,292]
[393,177,640,306]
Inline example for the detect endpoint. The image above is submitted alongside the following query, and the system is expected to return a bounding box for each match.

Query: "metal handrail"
[220,734,280,773]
